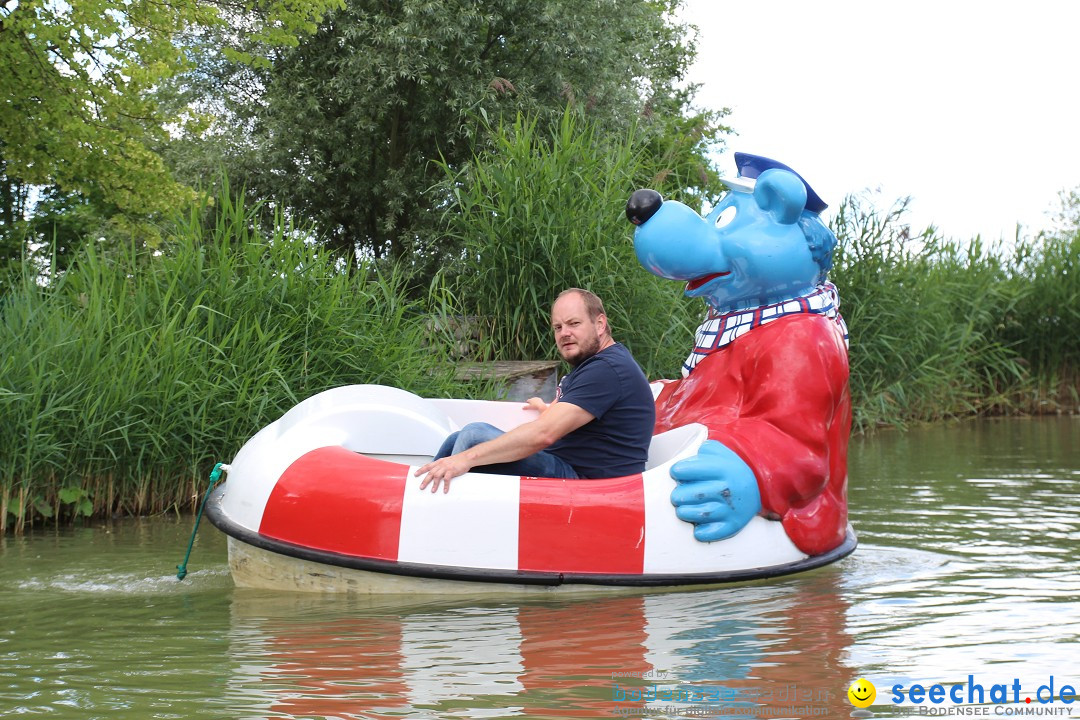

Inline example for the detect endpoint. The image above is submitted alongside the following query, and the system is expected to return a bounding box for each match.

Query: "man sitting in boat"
[415,288,655,493]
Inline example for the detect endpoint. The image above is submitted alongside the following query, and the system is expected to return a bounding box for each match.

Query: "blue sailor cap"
[723,152,829,214]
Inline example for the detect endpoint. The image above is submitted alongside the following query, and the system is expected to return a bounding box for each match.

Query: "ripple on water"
[14,566,232,595]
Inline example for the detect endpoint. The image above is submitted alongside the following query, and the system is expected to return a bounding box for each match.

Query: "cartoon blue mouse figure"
[626,153,852,555]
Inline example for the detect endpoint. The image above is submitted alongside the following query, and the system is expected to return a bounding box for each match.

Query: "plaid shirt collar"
[682,282,849,377]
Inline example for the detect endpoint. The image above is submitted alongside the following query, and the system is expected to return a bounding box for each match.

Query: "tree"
[0,0,343,221]
[228,0,726,268]
[0,151,30,267]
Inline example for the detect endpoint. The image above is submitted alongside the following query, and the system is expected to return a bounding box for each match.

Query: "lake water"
[2,417,1077,719]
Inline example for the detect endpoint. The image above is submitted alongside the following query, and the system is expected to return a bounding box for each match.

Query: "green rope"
[176,462,226,581]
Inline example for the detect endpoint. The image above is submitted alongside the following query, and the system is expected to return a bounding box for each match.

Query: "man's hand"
[415,455,473,494]
[522,397,549,413]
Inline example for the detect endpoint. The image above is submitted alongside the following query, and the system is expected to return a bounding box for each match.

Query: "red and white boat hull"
[206,385,855,592]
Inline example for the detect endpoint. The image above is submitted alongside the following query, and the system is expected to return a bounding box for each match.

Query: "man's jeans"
[431,422,579,479]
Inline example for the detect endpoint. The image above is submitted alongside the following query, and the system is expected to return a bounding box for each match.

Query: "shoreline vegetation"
[3,164,1078,533]
[5,1,1075,534]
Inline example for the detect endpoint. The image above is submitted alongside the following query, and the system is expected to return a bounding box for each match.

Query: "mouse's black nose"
[626,189,663,226]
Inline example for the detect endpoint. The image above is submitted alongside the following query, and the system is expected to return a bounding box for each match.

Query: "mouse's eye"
[714,205,737,229]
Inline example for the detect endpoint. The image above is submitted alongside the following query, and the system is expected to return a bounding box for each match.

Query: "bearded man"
[416,288,655,493]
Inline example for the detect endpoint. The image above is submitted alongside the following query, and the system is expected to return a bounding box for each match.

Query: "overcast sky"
[678,0,1080,242]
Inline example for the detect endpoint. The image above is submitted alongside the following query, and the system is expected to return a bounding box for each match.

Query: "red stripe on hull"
[260,447,406,560]
[518,475,646,574]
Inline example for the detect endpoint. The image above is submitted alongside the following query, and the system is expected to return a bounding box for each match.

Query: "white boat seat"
[644,423,708,471]
[269,385,706,475]
[273,384,457,457]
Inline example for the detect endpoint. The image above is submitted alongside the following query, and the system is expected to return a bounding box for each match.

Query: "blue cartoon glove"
[670,440,761,542]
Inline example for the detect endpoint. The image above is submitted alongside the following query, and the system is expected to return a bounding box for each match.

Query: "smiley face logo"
[848,678,876,708]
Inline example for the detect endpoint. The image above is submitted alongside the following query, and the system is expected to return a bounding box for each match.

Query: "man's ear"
[597,313,609,336]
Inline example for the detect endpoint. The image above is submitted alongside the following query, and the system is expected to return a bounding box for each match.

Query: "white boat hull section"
[397,471,522,570]
[221,383,699,535]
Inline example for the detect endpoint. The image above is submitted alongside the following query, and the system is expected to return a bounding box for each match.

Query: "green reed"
[4,134,1078,530]
[0,184,466,531]
[435,110,711,378]
[831,194,1076,429]
[1004,224,1080,378]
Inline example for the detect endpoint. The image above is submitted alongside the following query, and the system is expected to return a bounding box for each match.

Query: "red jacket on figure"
[653,313,851,556]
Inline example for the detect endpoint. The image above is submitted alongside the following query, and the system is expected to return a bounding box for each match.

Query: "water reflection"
[846,418,1080,695]
[225,572,857,719]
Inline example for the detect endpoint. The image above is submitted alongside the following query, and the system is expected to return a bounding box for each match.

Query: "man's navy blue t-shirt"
[546,343,656,478]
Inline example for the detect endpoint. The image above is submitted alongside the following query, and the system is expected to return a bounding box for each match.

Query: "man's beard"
[562,334,601,367]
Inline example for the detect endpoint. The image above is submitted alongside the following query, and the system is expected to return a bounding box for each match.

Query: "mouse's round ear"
[752,169,807,225]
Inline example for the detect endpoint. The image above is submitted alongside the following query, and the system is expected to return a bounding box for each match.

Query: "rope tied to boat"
[176,462,228,581]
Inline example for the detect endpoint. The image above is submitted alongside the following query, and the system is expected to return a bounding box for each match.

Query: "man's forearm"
[416,401,593,493]
[459,421,556,468]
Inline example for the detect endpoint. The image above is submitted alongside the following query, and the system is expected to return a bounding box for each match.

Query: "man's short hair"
[556,288,607,322]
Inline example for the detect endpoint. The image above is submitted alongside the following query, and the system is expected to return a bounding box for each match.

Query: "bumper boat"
[205,384,856,593]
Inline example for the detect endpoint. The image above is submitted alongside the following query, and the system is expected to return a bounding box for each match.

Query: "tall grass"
[830,194,1076,429]
[435,111,711,378]
[4,128,1078,530]
[0,186,466,531]
[1004,224,1080,377]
